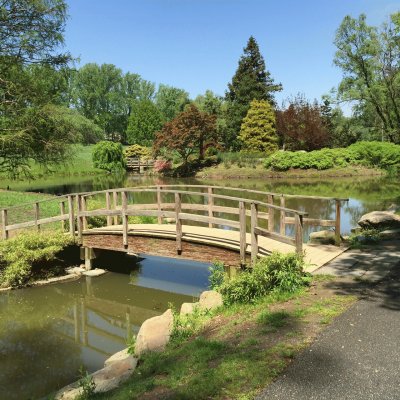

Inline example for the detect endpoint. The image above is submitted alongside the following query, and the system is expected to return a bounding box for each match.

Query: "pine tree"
[238,100,278,153]
[225,36,282,150]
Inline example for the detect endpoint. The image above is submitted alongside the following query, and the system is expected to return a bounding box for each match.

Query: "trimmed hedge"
[264,141,400,171]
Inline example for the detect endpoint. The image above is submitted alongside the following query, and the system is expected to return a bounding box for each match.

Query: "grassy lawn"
[93,276,356,400]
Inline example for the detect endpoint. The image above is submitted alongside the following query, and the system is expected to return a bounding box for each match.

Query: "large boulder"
[135,309,173,357]
[180,302,199,315]
[199,290,223,310]
[358,211,400,230]
[309,230,336,245]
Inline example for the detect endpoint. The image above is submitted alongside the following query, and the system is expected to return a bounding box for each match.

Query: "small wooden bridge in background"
[0,185,348,271]
[126,158,155,173]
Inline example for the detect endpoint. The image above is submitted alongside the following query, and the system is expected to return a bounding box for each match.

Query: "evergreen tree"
[238,100,278,153]
[225,36,282,150]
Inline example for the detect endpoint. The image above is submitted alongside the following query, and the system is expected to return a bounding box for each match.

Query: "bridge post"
[67,195,75,237]
[239,201,246,265]
[1,209,8,240]
[157,186,162,224]
[251,203,258,265]
[280,196,286,235]
[81,196,88,231]
[76,194,83,243]
[122,191,128,248]
[113,191,119,225]
[60,201,66,231]
[208,187,214,228]
[34,202,40,232]
[295,214,303,254]
[175,192,182,254]
[106,191,113,226]
[268,194,274,232]
[335,199,341,245]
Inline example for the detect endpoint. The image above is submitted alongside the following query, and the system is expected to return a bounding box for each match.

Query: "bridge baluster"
[280,196,286,235]
[1,209,8,240]
[60,201,66,231]
[239,201,246,265]
[76,194,83,243]
[295,214,304,254]
[251,203,258,265]
[81,196,88,230]
[175,192,182,255]
[268,195,274,232]
[335,199,341,245]
[122,191,128,248]
[67,195,75,237]
[208,187,214,228]
[106,191,112,226]
[113,191,119,225]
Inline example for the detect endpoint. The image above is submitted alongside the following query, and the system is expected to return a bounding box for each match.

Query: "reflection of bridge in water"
[1,185,349,271]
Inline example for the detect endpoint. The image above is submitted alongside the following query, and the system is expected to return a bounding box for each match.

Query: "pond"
[7,173,400,235]
[0,253,210,400]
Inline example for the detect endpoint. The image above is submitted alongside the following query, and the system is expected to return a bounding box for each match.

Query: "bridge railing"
[1,185,347,264]
[78,187,309,263]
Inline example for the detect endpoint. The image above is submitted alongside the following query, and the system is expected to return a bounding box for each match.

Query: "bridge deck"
[84,224,347,272]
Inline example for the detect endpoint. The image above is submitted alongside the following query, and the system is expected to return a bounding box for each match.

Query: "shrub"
[154,159,172,173]
[217,252,310,306]
[264,141,400,172]
[0,231,75,287]
[125,144,153,160]
[92,141,126,172]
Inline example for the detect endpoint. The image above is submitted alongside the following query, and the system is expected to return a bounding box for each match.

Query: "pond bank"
[196,165,385,179]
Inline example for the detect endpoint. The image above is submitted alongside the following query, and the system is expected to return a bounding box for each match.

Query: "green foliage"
[126,335,137,356]
[0,231,74,288]
[218,252,310,306]
[257,310,290,328]
[155,84,190,122]
[77,366,96,400]
[92,141,126,172]
[225,36,282,150]
[127,100,163,146]
[124,144,153,160]
[239,100,278,153]
[348,228,382,247]
[208,261,225,290]
[265,141,400,172]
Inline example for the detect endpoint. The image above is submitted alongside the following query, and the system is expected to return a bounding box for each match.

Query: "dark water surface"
[0,254,210,400]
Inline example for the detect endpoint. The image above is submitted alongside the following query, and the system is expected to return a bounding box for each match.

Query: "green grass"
[91,278,356,400]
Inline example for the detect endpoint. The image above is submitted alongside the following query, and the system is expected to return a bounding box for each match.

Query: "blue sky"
[64,0,399,106]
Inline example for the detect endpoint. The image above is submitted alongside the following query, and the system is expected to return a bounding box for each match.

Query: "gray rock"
[358,211,400,229]
[380,228,400,240]
[309,230,336,245]
[66,266,85,275]
[135,309,173,357]
[199,290,223,310]
[180,302,199,315]
[104,348,134,367]
[82,268,107,277]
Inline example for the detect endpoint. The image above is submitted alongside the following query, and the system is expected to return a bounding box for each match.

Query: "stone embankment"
[54,290,223,399]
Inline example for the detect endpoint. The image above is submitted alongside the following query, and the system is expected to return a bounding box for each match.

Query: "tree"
[126,100,163,146]
[0,0,77,177]
[276,95,331,151]
[334,13,400,143]
[238,100,278,153]
[155,84,190,122]
[225,36,282,150]
[92,141,125,172]
[154,104,217,163]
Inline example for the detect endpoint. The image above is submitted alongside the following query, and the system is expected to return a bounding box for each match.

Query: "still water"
[0,253,210,400]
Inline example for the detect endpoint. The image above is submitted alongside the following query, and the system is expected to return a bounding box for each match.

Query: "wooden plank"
[254,227,296,246]
[280,196,285,235]
[175,192,182,254]
[239,201,246,265]
[1,209,8,239]
[81,196,88,230]
[76,194,82,242]
[122,191,128,248]
[113,191,118,225]
[178,213,240,228]
[126,209,175,219]
[60,201,66,231]
[157,186,162,224]
[208,187,214,228]
[295,214,303,254]
[34,202,40,232]
[106,191,112,226]
[251,203,258,265]
[335,199,341,245]
[68,195,75,237]
[268,194,274,232]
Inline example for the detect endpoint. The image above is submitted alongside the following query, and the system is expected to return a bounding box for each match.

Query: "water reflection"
[0,255,210,400]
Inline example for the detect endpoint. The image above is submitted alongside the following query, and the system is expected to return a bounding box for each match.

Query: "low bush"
[211,252,311,306]
[124,144,152,160]
[264,141,400,172]
[0,231,75,287]
[153,159,172,173]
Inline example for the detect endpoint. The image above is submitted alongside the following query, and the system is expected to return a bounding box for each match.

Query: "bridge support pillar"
[80,247,97,270]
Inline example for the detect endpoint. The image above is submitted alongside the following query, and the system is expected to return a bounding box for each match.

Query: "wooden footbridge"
[1,185,348,271]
